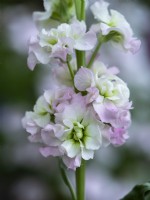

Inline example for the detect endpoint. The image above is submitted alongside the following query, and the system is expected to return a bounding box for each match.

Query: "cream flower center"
[72,122,84,141]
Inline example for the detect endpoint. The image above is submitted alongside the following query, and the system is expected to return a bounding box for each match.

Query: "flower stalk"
[74,1,86,200]
[76,160,86,200]
[66,56,74,80]
[74,0,86,69]
[87,35,105,68]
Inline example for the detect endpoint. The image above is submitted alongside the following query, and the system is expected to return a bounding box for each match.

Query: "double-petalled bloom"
[23,61,132,170]
[90,0,141,53]
[27,20,97,70]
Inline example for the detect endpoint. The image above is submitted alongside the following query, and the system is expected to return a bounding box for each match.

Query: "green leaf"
[59,159,76,200]
[121,182,150,200]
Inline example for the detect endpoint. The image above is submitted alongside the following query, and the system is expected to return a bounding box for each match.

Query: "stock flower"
[55,94,102,164]
[22,91,103,170]
[39,20,97,60]
[40,93,102,169]
[90,0,141,53]
[27,20,97,69]
[74,62,130,106]
[74,62,131,141]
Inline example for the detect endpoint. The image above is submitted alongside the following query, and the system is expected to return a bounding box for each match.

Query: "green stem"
[76,160,86,200]
[80,0,85,21]
[60,161,76,200]
[76,51,85,69]
[74,0,81,20]
[67,59,74,80]
[74,0,86,69]
[87,35,105,68]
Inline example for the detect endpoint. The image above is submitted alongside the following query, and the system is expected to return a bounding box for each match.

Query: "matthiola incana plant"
[22,0,141,200]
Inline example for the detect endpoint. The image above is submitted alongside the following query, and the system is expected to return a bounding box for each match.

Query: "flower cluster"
[22,0,140,170]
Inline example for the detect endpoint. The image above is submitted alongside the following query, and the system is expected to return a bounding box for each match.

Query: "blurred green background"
[0,0,150,200]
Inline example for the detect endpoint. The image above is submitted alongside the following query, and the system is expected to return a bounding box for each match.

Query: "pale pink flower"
[74,63,130,106]
[90,0,141,53]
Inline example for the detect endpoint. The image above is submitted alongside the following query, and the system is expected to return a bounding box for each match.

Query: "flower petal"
[84,136,101,150]
[90,1,110,23]
[62,155,81,170]
[40,146,63,157]
[27,36,50,70]
[74,67,95,91]
[61,139,80,158]
[81,148,94,160]
[74,31,97,50]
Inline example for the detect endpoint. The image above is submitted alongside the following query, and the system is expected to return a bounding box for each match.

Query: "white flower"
[27,20,97,69]
[39,20,97,61]
[90,0,141,53]
[55,94,102,162]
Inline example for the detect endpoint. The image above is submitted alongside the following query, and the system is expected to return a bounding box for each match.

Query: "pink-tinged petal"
[107,66,120,75]
[71,21,86,37]
[42,124,64,139]
[39,147,63,157]
[93,100,131,128]
[86,87,99,104]
[74,31,97,50]
[22,111,40,135]
[25,124,40,135]
[41,125,62,146]
[109,127,129,146]
[90,23,101,34]
[125,38,141,54]
[28,134,42,143]
[74,67,95,91]
[55,93,86,124]
[100,23,111,35]
[27,36,50,70]
[93,101,117,123]
[51,45,68,61]
[27,52,38,71]
[61,140,80,158]
[52,38,74,61]
[62,155,81,170]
